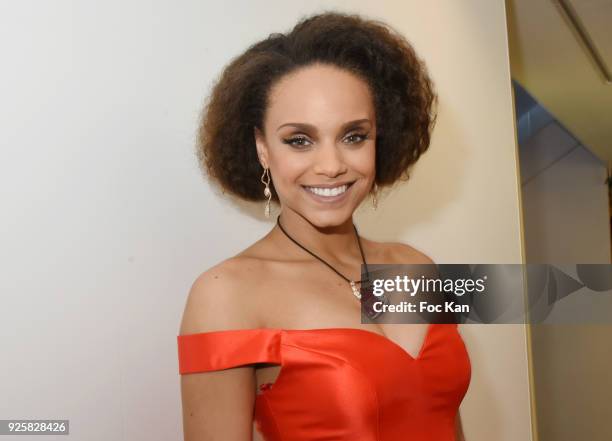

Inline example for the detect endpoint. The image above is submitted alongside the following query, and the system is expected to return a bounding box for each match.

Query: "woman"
[177,11,471,441]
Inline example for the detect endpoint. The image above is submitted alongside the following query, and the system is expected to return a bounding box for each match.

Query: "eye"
[282,136,312,148]
[344,132,369,144]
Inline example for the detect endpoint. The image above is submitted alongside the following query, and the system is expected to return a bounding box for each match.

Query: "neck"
[273,209,363,264]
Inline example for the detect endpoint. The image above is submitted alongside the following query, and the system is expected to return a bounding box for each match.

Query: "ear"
[254,126,269,169]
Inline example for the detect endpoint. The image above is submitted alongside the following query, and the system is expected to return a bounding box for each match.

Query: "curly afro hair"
[197,11,437,203]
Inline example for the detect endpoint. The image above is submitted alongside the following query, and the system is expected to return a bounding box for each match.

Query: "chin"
[301,208,355,228]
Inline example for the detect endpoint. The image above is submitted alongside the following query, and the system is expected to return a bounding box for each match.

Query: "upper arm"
[179,260,258,441]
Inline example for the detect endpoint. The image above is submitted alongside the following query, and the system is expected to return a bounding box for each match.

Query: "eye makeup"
[344,132,370,144]
[281,131,370,148]
[282,135,312,148]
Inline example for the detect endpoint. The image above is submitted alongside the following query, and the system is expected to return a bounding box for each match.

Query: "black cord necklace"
[276,214,370,300]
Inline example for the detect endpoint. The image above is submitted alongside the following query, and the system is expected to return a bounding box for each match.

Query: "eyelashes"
[344,133,370,144]
[281,132,370,148]
[282,136,309,148]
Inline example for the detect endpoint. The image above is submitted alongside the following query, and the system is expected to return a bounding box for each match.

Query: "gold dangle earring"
[261,167,272,218]
[371,182,379,210]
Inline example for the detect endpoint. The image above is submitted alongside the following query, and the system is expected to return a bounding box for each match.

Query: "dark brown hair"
[197,11,437,203]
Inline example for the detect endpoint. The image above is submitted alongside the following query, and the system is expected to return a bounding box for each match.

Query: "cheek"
[271,153,309,186]
[347,144,376,174]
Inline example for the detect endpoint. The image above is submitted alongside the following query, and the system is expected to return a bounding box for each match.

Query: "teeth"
[305,184,348,197]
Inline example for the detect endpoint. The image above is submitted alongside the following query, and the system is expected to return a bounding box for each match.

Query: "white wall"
[0,1,532,440]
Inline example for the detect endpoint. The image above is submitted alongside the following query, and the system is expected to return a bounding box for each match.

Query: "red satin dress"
[177,324,471,440]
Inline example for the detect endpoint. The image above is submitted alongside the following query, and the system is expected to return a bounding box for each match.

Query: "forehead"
[265,63,374,129]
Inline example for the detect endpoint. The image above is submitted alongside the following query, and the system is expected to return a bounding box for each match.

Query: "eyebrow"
[276,118,372,132]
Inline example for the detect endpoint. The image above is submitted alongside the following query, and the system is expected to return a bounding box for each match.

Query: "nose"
[312,141,348,177]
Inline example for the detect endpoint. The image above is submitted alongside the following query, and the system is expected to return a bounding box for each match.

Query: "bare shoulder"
[387,241,436,265]
[178,256,266,335]
[358,236,435,265]
[373,241,439,282]
[178,256,262,439]
[385,241,440,279]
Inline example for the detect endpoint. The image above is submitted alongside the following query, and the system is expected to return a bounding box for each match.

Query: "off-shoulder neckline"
[178,324,437,362]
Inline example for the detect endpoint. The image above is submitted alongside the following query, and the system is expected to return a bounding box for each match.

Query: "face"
[254,63,376,227]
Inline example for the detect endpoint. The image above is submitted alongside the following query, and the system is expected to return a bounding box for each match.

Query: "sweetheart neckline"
[280,324,433,361]
[179,324,434,362]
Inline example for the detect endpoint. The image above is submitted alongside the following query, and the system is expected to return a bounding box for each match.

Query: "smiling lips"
[302,181,355,198]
